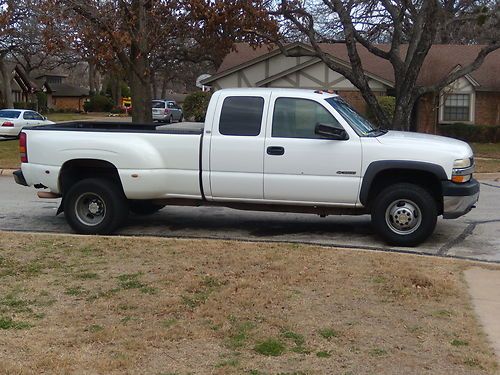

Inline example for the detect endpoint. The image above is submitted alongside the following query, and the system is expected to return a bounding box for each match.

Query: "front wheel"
[63,178,129,235]
[371,183,437,247]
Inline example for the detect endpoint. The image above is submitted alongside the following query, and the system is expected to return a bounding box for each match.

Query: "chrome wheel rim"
[385,199,422,235]
[74,193,106,226]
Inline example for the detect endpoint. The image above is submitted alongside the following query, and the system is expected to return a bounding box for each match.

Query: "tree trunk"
[151,71,157,99]
[128,0,152,123]
[88,61,96,95]
[110,74,122,106]
[392,93,417,131]
[128,46,152,123]
[0,57,14,108]
[160,72,168,98]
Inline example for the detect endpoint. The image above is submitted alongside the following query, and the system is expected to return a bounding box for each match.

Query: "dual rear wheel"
[63,178,163,235]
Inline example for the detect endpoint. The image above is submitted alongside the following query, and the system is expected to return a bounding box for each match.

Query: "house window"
[443,94,471,122]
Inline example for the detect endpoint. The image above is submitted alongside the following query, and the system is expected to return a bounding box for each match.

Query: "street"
[1,175,499,262]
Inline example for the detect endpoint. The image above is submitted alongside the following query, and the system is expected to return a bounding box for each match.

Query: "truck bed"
[26,121,204,134]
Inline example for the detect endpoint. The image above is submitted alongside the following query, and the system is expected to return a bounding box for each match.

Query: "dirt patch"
[0,232,497,374]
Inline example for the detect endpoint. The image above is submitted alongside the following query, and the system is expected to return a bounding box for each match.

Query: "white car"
[0,109,54,138]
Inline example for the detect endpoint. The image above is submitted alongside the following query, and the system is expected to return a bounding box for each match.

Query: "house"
[201,42,500,132]
[37,74,89,112]
[0,62,37,107]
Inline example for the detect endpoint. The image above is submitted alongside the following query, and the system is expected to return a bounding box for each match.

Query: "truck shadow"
[124,206,374,238]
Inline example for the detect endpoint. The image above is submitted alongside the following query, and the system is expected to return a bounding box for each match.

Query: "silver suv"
[152,100,183,123]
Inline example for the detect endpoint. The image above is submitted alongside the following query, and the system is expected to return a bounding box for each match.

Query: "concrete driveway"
[1,175,499,262]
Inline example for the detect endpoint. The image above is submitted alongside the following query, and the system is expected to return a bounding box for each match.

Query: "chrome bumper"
[442,179,480,219]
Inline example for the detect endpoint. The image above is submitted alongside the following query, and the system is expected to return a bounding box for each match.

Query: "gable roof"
[44,82,89,97]
[209,42,500,92]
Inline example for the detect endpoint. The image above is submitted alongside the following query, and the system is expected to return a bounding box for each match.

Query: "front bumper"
[442,179,480,219]
[13,169,28,186]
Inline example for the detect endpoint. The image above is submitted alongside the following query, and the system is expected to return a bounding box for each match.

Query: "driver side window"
[272,98,341,139]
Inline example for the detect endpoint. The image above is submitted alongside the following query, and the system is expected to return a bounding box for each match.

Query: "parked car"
[151,100,183,123]
[0,109,54,138]
[14,88,479,246]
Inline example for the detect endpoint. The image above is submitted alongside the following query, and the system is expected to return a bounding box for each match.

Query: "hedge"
[366,96,396,127]
[83,95,114,112]
[438,123,500,143]
[183,91,211,122]
[13,102,37,111]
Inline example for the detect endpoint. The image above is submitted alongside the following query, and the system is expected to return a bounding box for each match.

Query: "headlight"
[453,158,472,169]
[451,157,474,183]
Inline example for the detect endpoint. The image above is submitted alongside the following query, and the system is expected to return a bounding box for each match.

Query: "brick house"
[201,42,500,132]
[37,74,89,112]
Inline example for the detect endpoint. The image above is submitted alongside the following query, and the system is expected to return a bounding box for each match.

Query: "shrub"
[438,123,500,143]
[83,95,114,112]
[13,102,37,111]
[110,106,127,114]
[36,92,48,113]
[183,91,211,122]
[366,95,396,126]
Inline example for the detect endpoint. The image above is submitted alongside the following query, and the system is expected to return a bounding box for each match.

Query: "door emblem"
[336,171,356,175]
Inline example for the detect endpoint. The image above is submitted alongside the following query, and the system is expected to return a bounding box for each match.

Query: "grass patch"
[451,339,469,347]
[0,316,32,330]
[226,320,255,350]
[181,276,223,309]
[0,140,19,168]
[0,232,497,374]
[254,339,285,356]
[318,328,339,340]
[369,348,388,357]
[117,273,145,289]
[316,351,331,358]
[75,272,99,280]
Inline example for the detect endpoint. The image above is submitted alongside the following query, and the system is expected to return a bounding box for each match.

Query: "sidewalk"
[465,268,500,363]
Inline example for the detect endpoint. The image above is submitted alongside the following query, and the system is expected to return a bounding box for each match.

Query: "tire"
[129,200,165,215]
[168,115,173,124]
[63,178,129,235]
[371,183,437,247]
[178,114,183,122]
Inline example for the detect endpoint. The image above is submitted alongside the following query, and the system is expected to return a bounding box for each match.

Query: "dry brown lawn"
[0,231,497,375]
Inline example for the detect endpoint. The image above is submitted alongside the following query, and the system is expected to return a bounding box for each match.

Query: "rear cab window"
[219,96,264,136]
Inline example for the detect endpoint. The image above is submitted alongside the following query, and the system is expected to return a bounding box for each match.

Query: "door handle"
[267,146,285,156]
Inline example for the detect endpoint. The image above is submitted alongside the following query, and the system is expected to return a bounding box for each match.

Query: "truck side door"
[263,95,362,205]
[208,93,270,201]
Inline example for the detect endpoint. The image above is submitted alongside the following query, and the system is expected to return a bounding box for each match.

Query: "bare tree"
[252,0,500,130]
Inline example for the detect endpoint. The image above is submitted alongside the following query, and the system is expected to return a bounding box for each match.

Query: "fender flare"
[359,160,448,206]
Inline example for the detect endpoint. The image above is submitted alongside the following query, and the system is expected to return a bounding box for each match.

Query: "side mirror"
[315,123,348,140]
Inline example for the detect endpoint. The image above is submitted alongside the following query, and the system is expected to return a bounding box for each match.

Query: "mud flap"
[56,199,64,215]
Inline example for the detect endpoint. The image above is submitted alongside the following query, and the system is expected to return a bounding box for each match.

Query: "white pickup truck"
[14,88,479,246]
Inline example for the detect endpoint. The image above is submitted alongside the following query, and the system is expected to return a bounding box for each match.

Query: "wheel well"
[59,159,123,195]
[366,169,443,214]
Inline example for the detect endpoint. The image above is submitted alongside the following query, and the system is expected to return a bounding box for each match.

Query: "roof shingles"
[216,43,500,92]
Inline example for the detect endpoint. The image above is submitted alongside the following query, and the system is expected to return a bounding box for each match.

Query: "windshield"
[0,110,21,119]
[152,101,165,109]
[326,97,383,136]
